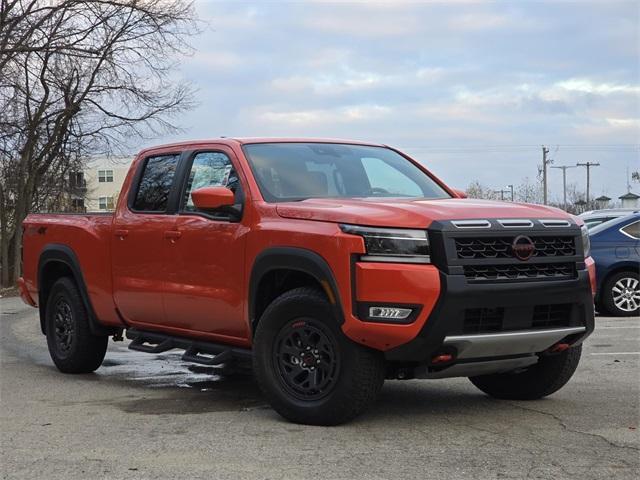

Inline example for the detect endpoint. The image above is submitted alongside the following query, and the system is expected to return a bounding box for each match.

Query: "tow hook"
[112,330,124,342]
[548,342,570,353]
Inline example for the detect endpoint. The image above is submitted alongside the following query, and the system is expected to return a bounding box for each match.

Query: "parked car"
[18,138,595,425]
[580,209,639,229]
[590,213,640,316]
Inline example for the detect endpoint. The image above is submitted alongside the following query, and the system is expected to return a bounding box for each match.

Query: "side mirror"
[191,186,235,210]
[452,188,468,199]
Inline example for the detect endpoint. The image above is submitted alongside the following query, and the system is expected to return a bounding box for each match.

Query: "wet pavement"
[1,295,638,480]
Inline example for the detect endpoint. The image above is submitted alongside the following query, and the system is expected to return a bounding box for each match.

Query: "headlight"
[340,224,430,263]
[581,225,591,258]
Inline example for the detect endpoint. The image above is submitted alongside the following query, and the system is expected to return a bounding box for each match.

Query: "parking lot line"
[597,325,640,329]
[589,352,640,355]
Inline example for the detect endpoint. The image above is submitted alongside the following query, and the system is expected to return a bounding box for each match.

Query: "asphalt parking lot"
[1,295,638,480]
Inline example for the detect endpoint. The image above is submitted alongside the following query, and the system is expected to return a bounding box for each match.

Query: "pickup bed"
[19,138,596,425]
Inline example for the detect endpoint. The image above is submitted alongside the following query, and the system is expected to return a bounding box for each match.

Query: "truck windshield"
[243,143,451,202]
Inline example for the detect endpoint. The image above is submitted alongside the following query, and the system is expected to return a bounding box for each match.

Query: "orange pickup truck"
[19,138,596,424]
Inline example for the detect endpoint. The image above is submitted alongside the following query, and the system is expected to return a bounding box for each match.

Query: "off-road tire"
[469,345,582,400]
[600,271,639,317]
[253,287,385,425]
[45,277,108,373]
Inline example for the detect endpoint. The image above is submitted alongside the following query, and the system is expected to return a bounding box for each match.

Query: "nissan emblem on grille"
[511,235,536,261]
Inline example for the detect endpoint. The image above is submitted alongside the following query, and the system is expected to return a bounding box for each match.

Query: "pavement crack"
[506,401,639,453]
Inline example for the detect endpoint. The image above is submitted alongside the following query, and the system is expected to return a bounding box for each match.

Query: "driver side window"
[182,152,238,212]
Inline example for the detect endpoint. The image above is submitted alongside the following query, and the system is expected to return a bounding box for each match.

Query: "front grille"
[463,307,504,333]
[455,236,575,260]
[464,263,576,282]
[532,304,572,328]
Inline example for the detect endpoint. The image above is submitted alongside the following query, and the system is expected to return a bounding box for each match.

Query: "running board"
[126,329,252,366]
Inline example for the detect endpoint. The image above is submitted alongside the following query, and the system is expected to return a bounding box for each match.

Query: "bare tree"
[0,0,198,286]
[465,180,500,200]
[513,177,543,204]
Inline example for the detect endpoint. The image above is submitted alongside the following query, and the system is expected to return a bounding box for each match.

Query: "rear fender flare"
[38,244,116,336]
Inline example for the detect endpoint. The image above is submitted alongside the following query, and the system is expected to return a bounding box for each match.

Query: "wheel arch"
[597,262,640,299]
[248,247,344,335]
[38,244,117,336]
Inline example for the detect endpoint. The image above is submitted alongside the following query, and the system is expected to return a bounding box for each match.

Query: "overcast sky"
[150,0,639,202]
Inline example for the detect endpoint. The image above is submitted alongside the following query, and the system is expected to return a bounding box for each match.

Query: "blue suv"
[589,213,640,316]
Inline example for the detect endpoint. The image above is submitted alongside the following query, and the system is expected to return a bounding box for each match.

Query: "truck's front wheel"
[469,345,582,400]
[45,277,108,373]
[253,287,385,425]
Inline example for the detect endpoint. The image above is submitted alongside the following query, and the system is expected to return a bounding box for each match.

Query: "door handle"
[164,230,182,240]
[114,229,129,239]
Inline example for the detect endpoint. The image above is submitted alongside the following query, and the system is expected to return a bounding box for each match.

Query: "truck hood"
[275,198,572,228]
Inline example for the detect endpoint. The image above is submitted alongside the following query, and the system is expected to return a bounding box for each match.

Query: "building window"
[70,172,85,188]
[99,196,114,210]
[71,198,85,212]
[98,170,114,183]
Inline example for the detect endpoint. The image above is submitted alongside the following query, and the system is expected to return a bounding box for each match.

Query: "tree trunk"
[0,184,11,287]
[0,229,10,288]
[11,176,35,284]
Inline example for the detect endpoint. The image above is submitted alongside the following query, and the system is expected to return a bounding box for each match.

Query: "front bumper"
[385,268,595,369]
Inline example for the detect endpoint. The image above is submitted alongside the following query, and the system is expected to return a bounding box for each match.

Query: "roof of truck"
[137,137,385,156]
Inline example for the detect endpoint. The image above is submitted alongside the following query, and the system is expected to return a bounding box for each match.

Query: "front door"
[112,153,181,327]
[162,148,250,343]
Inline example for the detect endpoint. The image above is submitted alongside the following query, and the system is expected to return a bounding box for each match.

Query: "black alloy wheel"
[273,318,341,401]
[53,297,75,357]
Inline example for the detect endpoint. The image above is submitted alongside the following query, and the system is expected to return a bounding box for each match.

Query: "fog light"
[368,307,412,320]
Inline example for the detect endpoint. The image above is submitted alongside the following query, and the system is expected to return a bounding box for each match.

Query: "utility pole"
[507,184,514,202]
[542,146,552,205]
[576,162,600,208]
[494,189,510,201]
[551,165,577,210]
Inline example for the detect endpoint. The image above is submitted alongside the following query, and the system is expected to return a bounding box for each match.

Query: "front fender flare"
[248,247,344,333]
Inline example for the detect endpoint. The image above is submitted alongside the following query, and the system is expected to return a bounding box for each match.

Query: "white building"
[83,157,132,212]
[618,192,640,209]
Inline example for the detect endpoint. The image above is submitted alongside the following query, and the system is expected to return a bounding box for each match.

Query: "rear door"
[111,153,181,327]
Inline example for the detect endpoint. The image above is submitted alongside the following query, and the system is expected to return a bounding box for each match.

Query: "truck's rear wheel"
[253,287,385,425]
[469,345,582,400]
[45,277,108,373]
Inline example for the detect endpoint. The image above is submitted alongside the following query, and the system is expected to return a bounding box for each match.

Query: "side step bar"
[126,329,252,366]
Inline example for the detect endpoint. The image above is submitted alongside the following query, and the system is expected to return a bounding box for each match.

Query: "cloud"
[153,0,639,199]
[555,79,640,95]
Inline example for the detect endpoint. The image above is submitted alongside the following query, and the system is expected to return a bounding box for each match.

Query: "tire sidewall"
[45,279,81,362]
[253,289,381,422]
[44,277,107,373]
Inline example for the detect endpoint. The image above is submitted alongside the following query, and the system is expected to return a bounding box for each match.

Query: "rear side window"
[133,154,179,212]
[621,221,640,239]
